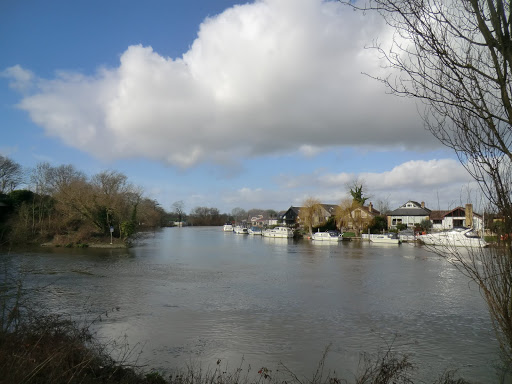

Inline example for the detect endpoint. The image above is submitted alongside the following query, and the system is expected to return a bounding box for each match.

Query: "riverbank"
[40,241,128,249]
[38,232,134,249]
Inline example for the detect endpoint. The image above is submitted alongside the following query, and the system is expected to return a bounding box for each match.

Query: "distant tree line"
[187,206,226,226]
[170,205,280,227]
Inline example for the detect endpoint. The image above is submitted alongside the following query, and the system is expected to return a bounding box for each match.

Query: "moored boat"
[262,227,294,238]
[370,233,401,244]
[312,230,342,242]
[223,223,234,232]
[233,225,249,234]
[418,227,488,248]
[248,226,262,235]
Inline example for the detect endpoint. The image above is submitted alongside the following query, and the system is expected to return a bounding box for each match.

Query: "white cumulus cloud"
[7,0,438,168]
[1,65,34,93]
[287,159,480,210]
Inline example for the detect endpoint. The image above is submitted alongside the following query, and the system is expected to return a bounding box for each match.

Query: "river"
[1,227,504,382]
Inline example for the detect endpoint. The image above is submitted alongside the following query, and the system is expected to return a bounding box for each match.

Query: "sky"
[0,0,484,215]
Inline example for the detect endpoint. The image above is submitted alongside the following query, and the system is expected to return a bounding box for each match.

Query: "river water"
[1,227,504,382]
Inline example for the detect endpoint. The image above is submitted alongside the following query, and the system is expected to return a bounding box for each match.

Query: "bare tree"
[90,170,141,235]
[172,200,186,223]
[376,196,392,215]
[139,198,165,228]
[29,163,55,234]
[48,164,87,195]
[0,155,23,193]
[190,206,223,226]
[299,197,323,236]
[231,207,247,223]
[346,0,512,362]
[335,198,372,236]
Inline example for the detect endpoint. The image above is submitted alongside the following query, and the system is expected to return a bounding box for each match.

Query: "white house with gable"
[430,204,484,232]
[387,201,431,229]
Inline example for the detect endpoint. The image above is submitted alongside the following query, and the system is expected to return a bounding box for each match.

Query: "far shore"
[40,241,128,249]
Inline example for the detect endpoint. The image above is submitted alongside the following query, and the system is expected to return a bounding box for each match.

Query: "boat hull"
[370,234,401,244]
[262,227,294,238]
[248,227,262,235]
[371,237,401,244]
[418,228,488,248]
[234,226,249,234]
[312,232,342,242]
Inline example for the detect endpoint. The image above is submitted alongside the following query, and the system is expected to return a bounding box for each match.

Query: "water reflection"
[1,227,501,382]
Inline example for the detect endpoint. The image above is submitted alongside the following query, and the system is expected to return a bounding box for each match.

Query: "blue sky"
[0,0,483,214]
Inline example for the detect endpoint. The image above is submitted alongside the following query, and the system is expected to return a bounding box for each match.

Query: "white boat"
[398,229,416,242]
[233,225,249,234]
[223,223,234,232]
[370,233,401,244]
[248,226,262,235]
[262,227,294,238]
[418,227,488,248]
[312,230,342,242]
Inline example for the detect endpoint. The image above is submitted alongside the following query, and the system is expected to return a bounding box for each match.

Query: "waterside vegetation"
[0,159,168,248]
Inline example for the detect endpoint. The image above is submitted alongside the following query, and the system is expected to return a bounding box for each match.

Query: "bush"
[396,223,408,231]
[418,219,432,232]
[369,216,388,234]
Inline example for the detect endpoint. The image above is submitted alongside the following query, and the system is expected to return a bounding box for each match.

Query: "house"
[281,204,338,227]
[250,215,265,227]
[316,204,338,225]
[249,214,281,227]
[281,206,301,226]
[430,204,483,231]
[341,202,381,232]
[387,201,431,229]
[388,200,484,231]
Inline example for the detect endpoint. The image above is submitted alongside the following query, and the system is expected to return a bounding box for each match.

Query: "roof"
[353,204,381,216]
[429,210,450,220]
[391,200,432,216]
[430,207,482,219]
[389,207,431,216]
[321,204,338,214]
[281,206,301,218]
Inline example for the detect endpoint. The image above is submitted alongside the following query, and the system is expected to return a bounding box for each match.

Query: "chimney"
[421,201,425,209]
[465,204,473,228]
[368,202,373,212]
